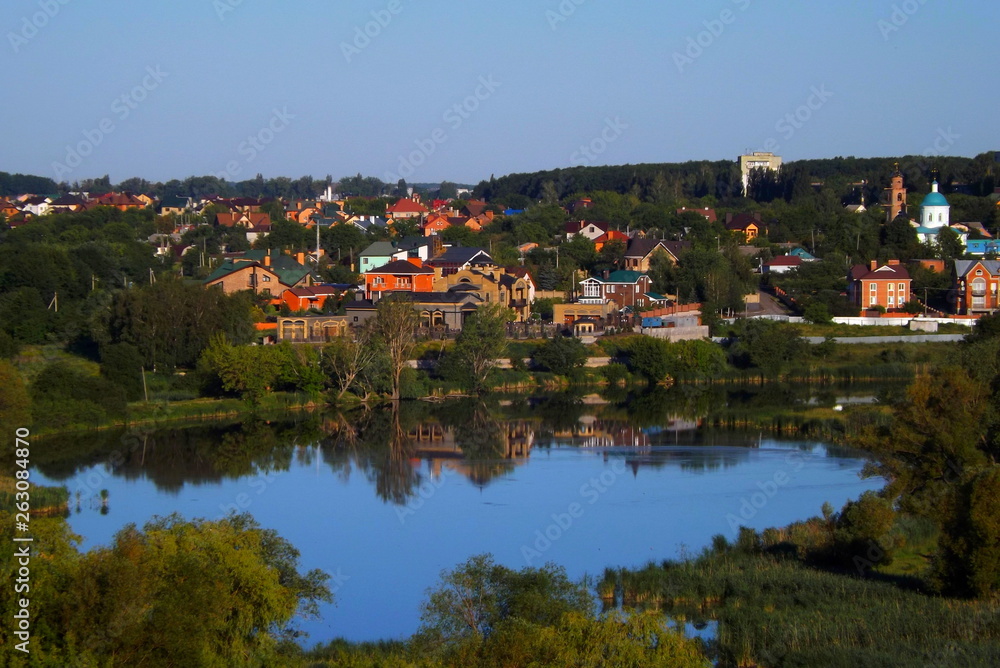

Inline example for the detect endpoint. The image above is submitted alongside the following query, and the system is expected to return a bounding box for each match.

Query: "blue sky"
[1,0,995,186]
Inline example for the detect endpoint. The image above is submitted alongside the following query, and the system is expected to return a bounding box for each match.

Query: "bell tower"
[884,163,907,221]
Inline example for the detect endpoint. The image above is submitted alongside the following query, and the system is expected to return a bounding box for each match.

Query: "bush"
[532,336,588,376]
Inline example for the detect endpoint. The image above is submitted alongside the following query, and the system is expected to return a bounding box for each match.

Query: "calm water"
[33,391,885,644]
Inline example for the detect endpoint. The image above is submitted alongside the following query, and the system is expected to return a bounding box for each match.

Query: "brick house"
[847,260,911,311]
[578,270,655,309]
[953,260,1000,315]
[363,258,436,300]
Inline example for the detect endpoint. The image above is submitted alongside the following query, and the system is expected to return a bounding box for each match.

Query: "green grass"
[792,322,971,337]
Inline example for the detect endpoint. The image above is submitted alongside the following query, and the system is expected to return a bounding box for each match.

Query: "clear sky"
[1,0,996,186]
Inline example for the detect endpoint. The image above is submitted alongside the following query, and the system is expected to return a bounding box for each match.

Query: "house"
[953,260,1000,315]
[90,192,147,211]
[578,270,655,309]
[847,260,911,311]
[764,255,803,275]
[386,197,428,220]
[676,207,717,223]
[965,239,1000,256]
[277,315,350,343]
[566,220,609,241]
[345,292,483,331]
[347,215,390,234]
[593,230,630,253]
[433,266,535,321]
[213,211,272,243]
[20,196,51,216]
[623,239,689,272]
[461,200,490,218]
[0,199,22,218]
[363,258,436,300]
[425,246,494,276]
[725,213,762,241]
[422,213,452,236]
[158,195,193,216]
[49,193,87,213]
[204,250,313,296]
[280,285,352,313]
[359,241,408,273]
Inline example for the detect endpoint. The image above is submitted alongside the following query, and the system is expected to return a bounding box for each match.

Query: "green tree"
[372,297,418,401]
[933,467,1000,597]
[100,342,145,401]
[450,304,514,393]
[621,336,673,384]
[416,554,591,648]
[54,513,331,666]
[532,336,588,376]
[198,335,284,408]
[937,227,965,261]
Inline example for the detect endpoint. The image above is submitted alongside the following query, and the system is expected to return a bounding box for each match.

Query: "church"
[883,166,966,248]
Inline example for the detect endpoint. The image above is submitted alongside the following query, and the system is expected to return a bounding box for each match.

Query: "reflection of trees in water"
[321,407,421,505]
[442,399,517,487]
[35,419,316,493]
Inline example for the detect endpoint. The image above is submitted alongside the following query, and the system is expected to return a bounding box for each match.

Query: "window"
[888,296,895,306]
[899,283,906,291]
[976,269,983,276]
[373,277,384,285]
[888,284,894,292]
[870,296,877,305]
[870,283,877,293]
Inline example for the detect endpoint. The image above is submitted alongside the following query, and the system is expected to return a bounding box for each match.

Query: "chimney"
[297,252,305,265]
[887,259,899,266]
[603,269,610,280]
[264,253,271,268]
[407,257,423,268]
[870,260,878,271]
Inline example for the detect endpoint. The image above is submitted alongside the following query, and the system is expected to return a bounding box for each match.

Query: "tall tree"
[371,297,418,401]
[450,303,514,393]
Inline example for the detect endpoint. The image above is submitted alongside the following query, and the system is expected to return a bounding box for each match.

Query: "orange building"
[953,260,1000,315]
[848,260,911,311]
[363,258,436,300]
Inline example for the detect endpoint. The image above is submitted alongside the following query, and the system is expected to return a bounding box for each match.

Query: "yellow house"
[433,267,534,321]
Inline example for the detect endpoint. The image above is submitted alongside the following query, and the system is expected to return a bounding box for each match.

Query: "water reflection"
[35,383,885,505]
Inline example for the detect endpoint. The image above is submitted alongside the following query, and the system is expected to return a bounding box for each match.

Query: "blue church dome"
[921,181,949,208]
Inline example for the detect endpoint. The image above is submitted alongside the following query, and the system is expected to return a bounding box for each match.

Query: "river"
[32,389,885,644]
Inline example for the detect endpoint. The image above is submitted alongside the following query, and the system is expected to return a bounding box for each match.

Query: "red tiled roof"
[387,199,428,214]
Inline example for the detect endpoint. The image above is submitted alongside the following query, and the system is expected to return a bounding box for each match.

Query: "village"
[2,155,998,351]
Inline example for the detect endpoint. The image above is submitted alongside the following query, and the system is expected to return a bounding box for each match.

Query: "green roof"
[204,250,310,288]
[601,270,646,284]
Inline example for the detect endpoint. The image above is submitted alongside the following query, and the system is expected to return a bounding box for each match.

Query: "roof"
[725,213,761,231]
[365,260,435,275]
[159,195,192,209]
[428,247,493,266]
[955,260,1000,278]
[204,250,311,287]
[676,207,717,223]
[921,182,949,208]
[767,255,803,267]
[360,241,399,257]
[624,238,689,259]
[387,198,428,214]
[788,247,816,260]
[849,263,911,281]
[587,270,648,284]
